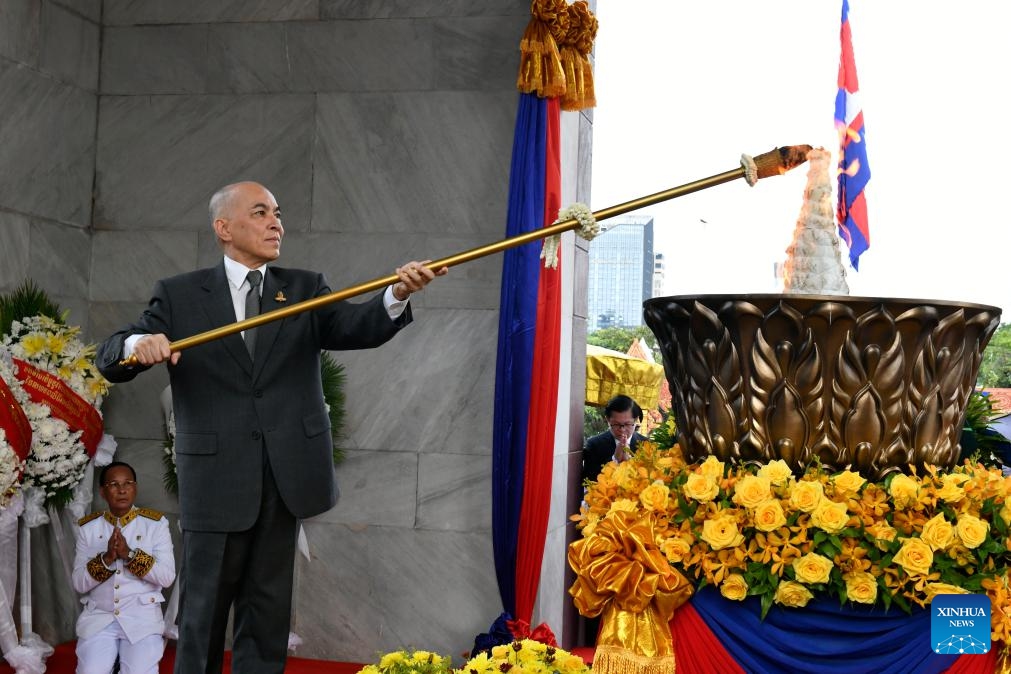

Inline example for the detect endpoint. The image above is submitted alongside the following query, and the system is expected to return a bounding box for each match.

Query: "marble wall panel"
[94,94,315,232]
[52,0,101,23]
[321,0,527,20]
[416,452,491,532]
[100,25,209,95]
[282,232,503,312]
[308,450,418,527]
[0,212,31,290]
[294,522,500,661]
[577,110,594,204]
[536,504,573,647]
[40,0,99,90]
[28,220,90,296]
[284,20,436,93]
[337,307,496,456]
[0,0,39,65]
[90,230,199,302]
[0,61,96,225]
[313,91,515,236]
[205,23,293,94]
[103,0,319,26]
[432,17,526,91]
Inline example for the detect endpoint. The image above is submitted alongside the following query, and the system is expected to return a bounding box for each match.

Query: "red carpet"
[0,641,364,673]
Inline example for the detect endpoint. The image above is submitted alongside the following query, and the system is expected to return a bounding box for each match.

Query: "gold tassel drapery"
[558,1,597,110]
[568,511,694,674]
[517,0,597,109]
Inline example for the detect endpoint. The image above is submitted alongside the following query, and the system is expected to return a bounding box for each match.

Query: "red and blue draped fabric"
[492,91,562,623]
[669,588,999,674]
[835,0,871,270]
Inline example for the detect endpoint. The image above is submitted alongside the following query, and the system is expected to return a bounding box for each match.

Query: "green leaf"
[760,590,774,619]
[0,278,63,337]
[320,351,347,465]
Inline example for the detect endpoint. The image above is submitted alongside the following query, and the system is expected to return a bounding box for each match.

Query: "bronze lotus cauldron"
[643,294,1001,480]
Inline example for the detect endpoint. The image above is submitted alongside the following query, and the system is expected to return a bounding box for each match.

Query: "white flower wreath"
[540,202,599,269]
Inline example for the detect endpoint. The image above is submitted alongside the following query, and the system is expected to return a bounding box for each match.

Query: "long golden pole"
[120,145,811,366]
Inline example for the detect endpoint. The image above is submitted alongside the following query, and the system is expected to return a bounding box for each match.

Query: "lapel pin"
[274,291,287,302]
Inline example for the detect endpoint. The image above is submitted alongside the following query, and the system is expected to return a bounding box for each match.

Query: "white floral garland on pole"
[540,202,599,269]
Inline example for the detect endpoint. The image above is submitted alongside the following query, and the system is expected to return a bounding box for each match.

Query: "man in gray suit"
[97,181,444,673]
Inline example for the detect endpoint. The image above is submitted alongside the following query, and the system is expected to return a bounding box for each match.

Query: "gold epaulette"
[78,511,103,527]
[137,507,164,521]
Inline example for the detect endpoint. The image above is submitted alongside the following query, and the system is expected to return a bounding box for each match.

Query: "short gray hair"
[208,183,242,225]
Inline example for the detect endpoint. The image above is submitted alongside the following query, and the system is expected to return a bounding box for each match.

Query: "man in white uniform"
[72,461,176,673]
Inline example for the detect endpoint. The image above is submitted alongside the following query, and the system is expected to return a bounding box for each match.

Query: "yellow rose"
[752,499,787,532]
[955,514,989,549]
[639,481,670,512]
[935,474,969,503]
[683,473,719,503]
[789,480,825,513]
[661,536,692,564]
[720,574,749,601]
[924,583,971,603]
[810,499,850,534]
[607,498,639,515]
[889,474,920,510]
[792,552,834,585]
[701,515,745,550]
[832,470,866,496]
[843,571,878,604]
[774,580,814,608]
[1001,503,1011,528]
[698,455,725,480]
[920,513,955,551]
[733,475,772,509]
[757,460,793,486]
[892,537,934,576]
[866,520,898,548]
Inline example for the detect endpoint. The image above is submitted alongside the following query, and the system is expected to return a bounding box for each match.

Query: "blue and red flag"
[835,0,871,270]
[491,92,561,623]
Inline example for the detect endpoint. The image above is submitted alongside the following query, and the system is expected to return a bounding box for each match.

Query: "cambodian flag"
[491,92,561,623]
[835,0,871,270]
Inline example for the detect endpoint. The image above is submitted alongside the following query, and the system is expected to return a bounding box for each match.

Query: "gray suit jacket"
[97,263,409,532]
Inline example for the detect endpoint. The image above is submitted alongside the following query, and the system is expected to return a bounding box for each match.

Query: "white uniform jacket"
[72,507,176,643]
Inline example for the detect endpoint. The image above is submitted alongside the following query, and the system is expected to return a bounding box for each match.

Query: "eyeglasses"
[608,422,638,431]
[104,480,136,490]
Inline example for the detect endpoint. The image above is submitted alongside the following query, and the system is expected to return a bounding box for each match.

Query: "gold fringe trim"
[592,644,676,674]
[558,1,597,110]
[516,0,569,98]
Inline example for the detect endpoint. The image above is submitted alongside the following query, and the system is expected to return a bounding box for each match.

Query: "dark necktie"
[244,270,262,358]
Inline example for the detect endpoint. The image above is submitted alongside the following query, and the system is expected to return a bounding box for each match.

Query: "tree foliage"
[977,323,1011,388]
[587,325,661,362]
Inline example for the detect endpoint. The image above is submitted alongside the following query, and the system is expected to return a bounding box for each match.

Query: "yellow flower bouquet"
[356,640,589,674]
[571,441,1011,644]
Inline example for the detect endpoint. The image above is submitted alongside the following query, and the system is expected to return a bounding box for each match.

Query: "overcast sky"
[590,1,1010,317]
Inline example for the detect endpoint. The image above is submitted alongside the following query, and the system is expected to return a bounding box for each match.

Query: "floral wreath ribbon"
[567,510,693,674]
